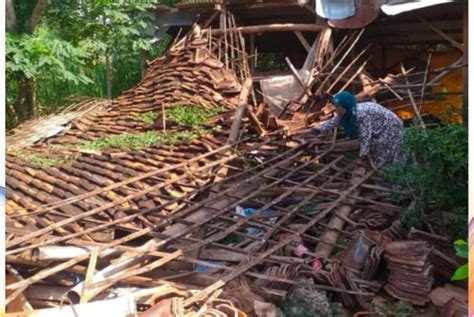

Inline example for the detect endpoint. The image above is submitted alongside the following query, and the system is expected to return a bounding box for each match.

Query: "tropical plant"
[451,239,468,281]
[6,0,171,129]
[383,125,468,238]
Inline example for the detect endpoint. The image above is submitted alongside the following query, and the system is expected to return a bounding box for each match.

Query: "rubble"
[287,277,332,317]
[5,9,467,317]
[383,241,434,306]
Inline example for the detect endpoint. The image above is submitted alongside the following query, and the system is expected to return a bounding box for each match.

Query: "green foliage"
[81,128,208,151]
[383,125,468,238]
[255,52,288,72]
[169,105,223,126]
[132,112,159,125]
[15,151,63,168]
[451,239,468,281]
[7,0,172,129]
[6,24,94,122]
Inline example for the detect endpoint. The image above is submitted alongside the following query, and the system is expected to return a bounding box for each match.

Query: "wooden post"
[229,78,253,143]
[250,33,256,72]
[463,6,468,129]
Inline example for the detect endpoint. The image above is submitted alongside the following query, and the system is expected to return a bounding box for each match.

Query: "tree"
[6,0,50,121]
[46,0,159,99]
[6,0,162,128]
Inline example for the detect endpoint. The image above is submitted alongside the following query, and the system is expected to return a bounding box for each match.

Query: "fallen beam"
[314,167,366,258]
[211,23,325,36]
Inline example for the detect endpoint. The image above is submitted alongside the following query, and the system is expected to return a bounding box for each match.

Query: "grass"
[80,128,209,151]
[15,151,63,168]
[131,112,159,125]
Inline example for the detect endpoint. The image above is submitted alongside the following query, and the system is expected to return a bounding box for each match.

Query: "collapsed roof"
[5,11,467,317]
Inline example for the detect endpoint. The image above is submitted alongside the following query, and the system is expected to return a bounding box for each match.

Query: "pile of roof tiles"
[383,241,434,306]
[5,25,244,230]
[26,30,242,147]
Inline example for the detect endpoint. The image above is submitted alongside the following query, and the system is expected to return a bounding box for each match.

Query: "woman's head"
[331,91,356,117]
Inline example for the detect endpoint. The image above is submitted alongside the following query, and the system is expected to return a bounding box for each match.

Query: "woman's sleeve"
[312,115,340,134]
[358,115,372,157]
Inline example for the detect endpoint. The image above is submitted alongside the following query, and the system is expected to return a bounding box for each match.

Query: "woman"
[293,91,406,168]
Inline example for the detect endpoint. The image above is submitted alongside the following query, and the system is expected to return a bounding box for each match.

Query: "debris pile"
[384,241,434,306]
[5,14,467,317]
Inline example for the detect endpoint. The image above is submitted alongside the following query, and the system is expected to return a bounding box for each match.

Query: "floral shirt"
[313,102,406,166]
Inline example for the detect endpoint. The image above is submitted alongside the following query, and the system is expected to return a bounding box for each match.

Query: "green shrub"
[169,105,222,126]
[383,125,467,238]
[451,239,468,281]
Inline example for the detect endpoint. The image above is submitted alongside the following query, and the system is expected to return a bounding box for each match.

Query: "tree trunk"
[14,76,37,121]
[6,0,16,33]
[140,50,150,79]
[105,49,112,100]
[29,0,48,32]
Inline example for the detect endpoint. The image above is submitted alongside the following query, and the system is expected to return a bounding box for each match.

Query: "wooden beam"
[401,64,426,130]
[229,78,253,143]
[80,247,99,304]
[294,31,311,52]
[415,14,463,51]
[314,167,366,258]
[250,33,256,71]
[211,23,325,35]
[285,57,311,96]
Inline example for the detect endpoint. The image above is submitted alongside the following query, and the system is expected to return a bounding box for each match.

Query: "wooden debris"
[5,13,464,316]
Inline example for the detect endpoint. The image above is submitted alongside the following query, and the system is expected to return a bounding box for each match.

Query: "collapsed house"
[5,1,468,316]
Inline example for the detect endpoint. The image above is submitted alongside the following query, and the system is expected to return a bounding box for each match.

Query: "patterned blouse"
[313,102,406,167]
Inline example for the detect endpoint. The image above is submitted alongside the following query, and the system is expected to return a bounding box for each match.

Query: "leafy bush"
[383,125,467,238]
[451,239,468,281]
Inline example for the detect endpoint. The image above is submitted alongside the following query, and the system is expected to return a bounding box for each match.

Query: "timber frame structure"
[5,1,468,316]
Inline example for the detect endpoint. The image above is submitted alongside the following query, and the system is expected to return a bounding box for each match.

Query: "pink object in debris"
[295,244,308,257]
[312,258,322,270]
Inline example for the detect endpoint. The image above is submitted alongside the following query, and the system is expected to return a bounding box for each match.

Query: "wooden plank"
[80,247,99,303]
[294,31,311,52]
